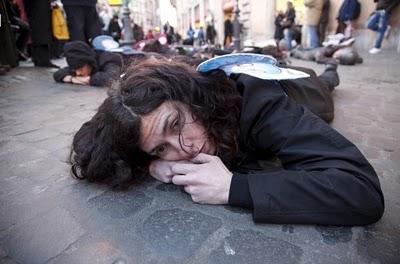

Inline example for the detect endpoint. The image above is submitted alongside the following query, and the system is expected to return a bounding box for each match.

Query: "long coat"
[304,0,324,26]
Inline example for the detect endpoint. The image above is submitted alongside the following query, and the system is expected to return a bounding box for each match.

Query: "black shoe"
[325,58,338,71]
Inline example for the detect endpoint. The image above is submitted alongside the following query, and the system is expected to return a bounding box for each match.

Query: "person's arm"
[228,74,384,226]
[53,67,73,83]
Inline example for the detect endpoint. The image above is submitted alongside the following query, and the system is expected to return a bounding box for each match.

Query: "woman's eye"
[155,144,167,156]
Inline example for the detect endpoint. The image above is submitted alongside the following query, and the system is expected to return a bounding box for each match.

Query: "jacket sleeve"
[53,67,72,83]
[228,74,384,226]
[89,63,121,87]
[89,52,122,87]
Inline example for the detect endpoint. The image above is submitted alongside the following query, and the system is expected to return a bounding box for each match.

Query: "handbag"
[52,6,70,40]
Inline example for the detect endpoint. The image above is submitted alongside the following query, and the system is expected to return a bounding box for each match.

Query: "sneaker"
[369,48,381,54]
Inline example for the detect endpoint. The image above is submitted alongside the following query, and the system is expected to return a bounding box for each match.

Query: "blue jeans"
[308,25,319,49]
[284,28,293,50]
[366,10,389,49]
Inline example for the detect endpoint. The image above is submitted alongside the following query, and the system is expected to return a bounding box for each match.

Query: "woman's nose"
[180,141,199,157]
[169,139,198,160]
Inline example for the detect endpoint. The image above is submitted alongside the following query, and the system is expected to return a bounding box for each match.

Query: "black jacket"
[53,51,122,87]
[228,73,384,226]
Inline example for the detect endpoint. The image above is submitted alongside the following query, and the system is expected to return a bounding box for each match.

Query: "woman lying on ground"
[70,54,384,226]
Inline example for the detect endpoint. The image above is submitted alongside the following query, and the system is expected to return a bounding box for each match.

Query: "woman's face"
[139,101,216,161]
[74,64,92,77]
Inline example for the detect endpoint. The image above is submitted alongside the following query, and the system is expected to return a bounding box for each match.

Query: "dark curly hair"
[70,57,242,185]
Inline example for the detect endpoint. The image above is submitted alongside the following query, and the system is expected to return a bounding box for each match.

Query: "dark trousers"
[63,5,101,43]
[23,0,52,66]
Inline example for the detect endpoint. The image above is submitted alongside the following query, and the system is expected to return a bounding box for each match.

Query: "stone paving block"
[139,209,222,260]
[13,128,61,143]
[2,207,85,264]
[207,229,303,264]
[87,190,153,219]
[47,235,130,264]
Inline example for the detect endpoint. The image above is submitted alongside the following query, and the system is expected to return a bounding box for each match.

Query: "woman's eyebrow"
[162,113,173,135]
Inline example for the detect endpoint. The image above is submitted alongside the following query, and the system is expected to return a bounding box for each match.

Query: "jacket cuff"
[228,173,253,209]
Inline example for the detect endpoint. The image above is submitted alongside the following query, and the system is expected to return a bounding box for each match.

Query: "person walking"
[61,0,102,43]
[304,0,323,49]
[367,0,400,54]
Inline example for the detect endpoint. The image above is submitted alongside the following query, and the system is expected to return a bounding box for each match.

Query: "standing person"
[224,15,233,48]
[318,0,330,44]
[185,25,195,45]
[274,10,285,47]
[69,55,384,226]
[99,6,111,35]
[367,0,400,54]
[206,22,217,45]
[337,0,361,37]
[6,0,30,60]
[23,0,58,67]
[145,29,155,40]
[282,1,296,50]
[197,26,205,46]
[133,23,144,42]
[61,0,101,43]
[304,0,323,49]
[108,14,121,42]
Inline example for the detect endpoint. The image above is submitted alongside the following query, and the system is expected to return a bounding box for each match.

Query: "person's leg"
[64,6,86,42]
[84,6,102,43]
[23,0,56,66]
[318,66,340,92]
[308,25,319,48]
[283,28,292,50]
[374,11,389,49]
[366,12,380,32]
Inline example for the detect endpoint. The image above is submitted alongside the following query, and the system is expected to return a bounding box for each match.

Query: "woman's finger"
[172,174,196,186]
[171,163,197,174]
[191,153,214,164]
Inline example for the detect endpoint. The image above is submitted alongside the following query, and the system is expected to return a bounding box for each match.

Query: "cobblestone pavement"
[0,50,399,264]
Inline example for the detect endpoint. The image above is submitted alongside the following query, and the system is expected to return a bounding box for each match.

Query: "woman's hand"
[71,76,90,85]
[149,159,192,183]
[171,153,233,205]
[62,75,73,83]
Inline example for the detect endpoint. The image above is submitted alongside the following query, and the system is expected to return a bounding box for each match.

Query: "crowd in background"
[274,0,399,55]
[1,0,399,75]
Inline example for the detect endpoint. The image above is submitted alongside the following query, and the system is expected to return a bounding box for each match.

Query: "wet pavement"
[0,50,399,264]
